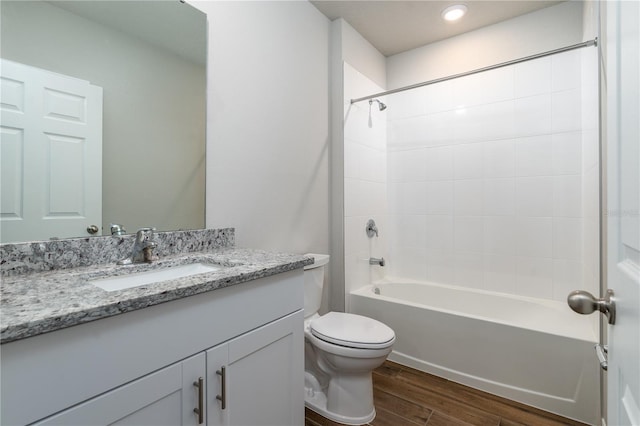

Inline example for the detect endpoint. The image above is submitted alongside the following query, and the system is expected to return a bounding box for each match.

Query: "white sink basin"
[91,263,222,292]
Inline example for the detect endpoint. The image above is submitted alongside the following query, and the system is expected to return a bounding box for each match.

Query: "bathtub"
[350,281,600,425]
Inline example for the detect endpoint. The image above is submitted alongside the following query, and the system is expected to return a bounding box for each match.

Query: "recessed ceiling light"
[442,4,468,21]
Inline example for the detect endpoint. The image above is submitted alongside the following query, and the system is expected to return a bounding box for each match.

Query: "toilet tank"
[303,254,330,318]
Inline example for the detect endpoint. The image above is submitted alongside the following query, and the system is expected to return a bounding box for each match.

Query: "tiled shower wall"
[385,48,599,302]
[343,63,387,309]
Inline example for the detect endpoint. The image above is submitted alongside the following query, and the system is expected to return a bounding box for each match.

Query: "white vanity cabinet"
[34,353,207,425]
[206,311,302,426]
[1,270,304,426]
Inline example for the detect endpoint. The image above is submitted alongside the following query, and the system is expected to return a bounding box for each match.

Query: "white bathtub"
[350,281,600,425]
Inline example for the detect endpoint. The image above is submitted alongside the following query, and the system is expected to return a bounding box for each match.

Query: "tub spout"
[369,257,385,267]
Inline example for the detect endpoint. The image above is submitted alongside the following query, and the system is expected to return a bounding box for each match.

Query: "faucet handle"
[366,219,379,238]
[135,227,156,242]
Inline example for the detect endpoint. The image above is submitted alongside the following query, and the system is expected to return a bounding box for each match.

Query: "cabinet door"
[207,310,304,426]
[34,353,205,426]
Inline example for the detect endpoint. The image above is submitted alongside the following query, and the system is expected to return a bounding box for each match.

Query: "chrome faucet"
[369,257,385,267]
[118,227,158,265]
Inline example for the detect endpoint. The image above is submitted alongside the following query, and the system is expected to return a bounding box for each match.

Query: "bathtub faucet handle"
[366,219,379,238]
[369,257,385,267]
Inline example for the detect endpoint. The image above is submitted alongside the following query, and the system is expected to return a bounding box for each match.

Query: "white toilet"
[303,254,395,425]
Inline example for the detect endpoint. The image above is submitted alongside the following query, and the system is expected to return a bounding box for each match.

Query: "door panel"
[34,353,205,426]
[605,1,640,425]
[206,311,304,426]
[0,59,102,242]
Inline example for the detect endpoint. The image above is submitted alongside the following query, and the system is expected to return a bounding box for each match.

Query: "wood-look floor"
[305,361,589,426]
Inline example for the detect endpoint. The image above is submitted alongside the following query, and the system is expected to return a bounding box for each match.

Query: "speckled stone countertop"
[1,230,313,344]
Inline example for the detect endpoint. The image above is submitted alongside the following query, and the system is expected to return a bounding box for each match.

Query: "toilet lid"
[310,312,395,349]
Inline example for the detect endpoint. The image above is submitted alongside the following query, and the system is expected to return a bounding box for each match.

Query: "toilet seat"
[310,312,395,350]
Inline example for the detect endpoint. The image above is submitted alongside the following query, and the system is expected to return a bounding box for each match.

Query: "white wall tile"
[344,216,368,256]
[423,80,456,115]
[387,182,400,215]
[514,94,552,137]
[386,120,402,146]
[425,215,454,250]
[581,84,599,131]
[374,48,596,303]
[424,146,454,180]
[392,182,427,215]
[425,181,454,214]
[483,139,515,178]
[484,254,517,295]
[344,252,371,296]
[483,178,515,216]
[552,259,583,302]
[516,217,552,258]
[484,216,517,255]
[393,246,427,281]
[454,251,484,289]
[552,49,581,92]
[582,129,599,171]
[515,134,553,176]
[552,131,582,175]
[454,179,483,216]
[515,176,554,217]
[359,145,378,181]
[553,175,582,217]
[388,148,426,183]
[515,57,551,98]
[427,110,461,147]
[456,101,515,143]
[583,168,599,220]
[363,181,388,216]
[454,143,484,179]
[425,248,454,283]
[580,49,598,89]
[394,215,427,248]
[552,89,582,133]
[387,88,425,120]
[454,66,514,107]
[516,257,553,299]
[390,116,428,145]
[454,216,484,252]
[553,217,582,260]
[344,178,360,217]
[344,140,360,179]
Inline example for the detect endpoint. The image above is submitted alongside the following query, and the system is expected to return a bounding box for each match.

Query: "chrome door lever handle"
[567,289,616,325]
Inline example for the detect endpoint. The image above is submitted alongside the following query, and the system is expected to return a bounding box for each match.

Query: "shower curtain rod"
[350,38,597,104]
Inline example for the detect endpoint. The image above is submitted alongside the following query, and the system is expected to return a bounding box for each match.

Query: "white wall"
[1,0,206,235]
[387,1,584,89]
[330,19,386,311]
[195,1,330,257]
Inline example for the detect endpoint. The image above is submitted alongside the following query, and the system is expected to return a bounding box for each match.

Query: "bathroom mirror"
[0,0,206,243]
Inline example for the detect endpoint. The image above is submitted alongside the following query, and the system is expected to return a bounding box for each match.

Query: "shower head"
[369,99,387,111]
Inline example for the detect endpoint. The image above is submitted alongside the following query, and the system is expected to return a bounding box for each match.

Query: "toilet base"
[304,388,375,426]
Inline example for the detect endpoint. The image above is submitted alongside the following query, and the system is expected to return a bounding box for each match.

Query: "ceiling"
[310,0,564,56]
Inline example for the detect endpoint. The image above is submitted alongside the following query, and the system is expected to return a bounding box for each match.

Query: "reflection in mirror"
[0,0,206,243]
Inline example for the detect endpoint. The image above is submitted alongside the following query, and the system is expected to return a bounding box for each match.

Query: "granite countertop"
[0,248,313,344]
